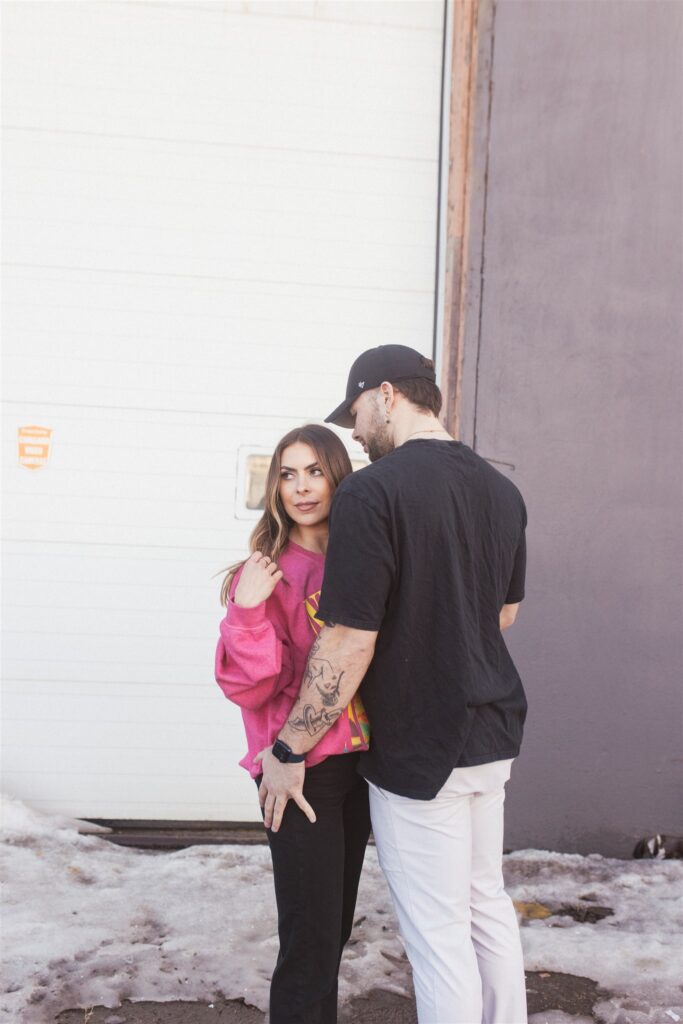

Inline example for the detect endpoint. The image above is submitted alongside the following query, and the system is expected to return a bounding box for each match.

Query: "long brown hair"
[220,424,353,605]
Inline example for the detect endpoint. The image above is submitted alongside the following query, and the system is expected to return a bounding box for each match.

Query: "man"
[257,344,528,1024]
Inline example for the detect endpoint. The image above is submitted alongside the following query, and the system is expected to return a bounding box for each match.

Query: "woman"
[215,424,371,1024]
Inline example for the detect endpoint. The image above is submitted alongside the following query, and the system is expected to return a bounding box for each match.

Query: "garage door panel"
[2,1,443,818]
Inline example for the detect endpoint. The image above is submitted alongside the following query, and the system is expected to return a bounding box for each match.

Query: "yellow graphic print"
[304,590,371,751]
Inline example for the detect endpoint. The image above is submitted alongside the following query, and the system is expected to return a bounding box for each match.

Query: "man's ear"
[379,381,395,406]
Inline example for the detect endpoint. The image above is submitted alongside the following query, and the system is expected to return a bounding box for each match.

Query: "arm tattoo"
[289,706,343,735]
[304,658,344,706]
[289,645,346,734]
[284,622,374,741]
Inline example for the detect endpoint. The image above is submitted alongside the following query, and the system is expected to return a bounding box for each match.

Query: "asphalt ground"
[55,970,609,1022]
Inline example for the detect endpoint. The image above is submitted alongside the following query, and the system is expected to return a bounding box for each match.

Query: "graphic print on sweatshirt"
[304,590,371,751]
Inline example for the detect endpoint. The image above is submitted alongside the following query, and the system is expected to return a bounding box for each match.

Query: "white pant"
[369,759,527,1024]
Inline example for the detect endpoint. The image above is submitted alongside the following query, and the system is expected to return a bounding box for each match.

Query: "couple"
[215,345,528,1024]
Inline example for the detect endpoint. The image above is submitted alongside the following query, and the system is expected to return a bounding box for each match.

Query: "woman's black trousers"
[258,753,371,1024]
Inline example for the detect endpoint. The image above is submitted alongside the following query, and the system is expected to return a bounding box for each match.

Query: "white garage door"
[1,1,445,820]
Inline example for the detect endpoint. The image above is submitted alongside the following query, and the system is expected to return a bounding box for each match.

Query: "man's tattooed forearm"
[303,658,344,707]
[317,669,342,707]
[288,625,348,736]
[288,706,343,736]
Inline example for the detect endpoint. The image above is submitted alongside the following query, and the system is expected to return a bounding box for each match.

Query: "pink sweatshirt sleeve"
[215,592,289,711]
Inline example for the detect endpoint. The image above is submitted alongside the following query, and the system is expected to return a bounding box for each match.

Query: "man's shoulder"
[475,452,526,502]
[338,444,525,515]
[469,453,527,527]
[331,461,397,522]
[337,458,397,500]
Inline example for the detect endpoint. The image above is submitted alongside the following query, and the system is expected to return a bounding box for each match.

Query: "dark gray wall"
[459,0,683,856]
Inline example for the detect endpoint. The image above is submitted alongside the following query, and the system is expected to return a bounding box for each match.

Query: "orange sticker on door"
[18,426,53,470]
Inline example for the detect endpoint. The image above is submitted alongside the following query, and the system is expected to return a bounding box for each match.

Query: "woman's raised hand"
[233,552,284,608]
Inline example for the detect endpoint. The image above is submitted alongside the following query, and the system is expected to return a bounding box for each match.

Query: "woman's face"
[278,442,332,526]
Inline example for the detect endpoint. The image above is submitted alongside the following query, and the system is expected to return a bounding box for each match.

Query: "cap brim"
[324,399,356,429]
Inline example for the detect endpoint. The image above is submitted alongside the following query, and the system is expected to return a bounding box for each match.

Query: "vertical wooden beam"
[441,0,481,438]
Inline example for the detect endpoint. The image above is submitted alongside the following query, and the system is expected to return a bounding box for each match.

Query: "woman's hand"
[234,552,284,608]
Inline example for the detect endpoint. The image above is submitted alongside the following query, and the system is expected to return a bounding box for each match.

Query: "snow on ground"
[1,795,682,1024]
[504,850,683,1023]
[528,1015,593,1024]
[0,795,409,1023]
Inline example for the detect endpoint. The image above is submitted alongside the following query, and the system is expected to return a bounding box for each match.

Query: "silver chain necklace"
[404,428,451,442]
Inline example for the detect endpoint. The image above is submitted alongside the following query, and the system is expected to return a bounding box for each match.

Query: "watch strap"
[272,738,306,764]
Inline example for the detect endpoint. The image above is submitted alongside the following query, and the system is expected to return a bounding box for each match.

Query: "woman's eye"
[280,472,293,481]
[310,468,323,476]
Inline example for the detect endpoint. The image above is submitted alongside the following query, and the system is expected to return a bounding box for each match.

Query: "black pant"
[257,754,371,1024]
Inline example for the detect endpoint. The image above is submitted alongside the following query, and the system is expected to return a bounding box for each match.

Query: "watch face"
[272,739,305,763]
[272,739,291,763]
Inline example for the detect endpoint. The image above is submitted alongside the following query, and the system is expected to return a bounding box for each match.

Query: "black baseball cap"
[325,345,437,428]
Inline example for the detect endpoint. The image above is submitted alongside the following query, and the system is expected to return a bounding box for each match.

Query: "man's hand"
[499,602,520,631]
[254,746,316,832]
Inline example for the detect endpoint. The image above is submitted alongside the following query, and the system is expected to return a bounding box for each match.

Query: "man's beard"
[365,410,395,462]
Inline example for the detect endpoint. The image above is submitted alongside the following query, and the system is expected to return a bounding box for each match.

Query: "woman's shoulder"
[274,543,325,606]
[278,540,325,570]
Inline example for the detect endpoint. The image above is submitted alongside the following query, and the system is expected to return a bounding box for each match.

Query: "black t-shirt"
[317,439,528,800]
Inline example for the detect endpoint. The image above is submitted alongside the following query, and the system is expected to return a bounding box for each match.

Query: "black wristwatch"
[272,738,306,764]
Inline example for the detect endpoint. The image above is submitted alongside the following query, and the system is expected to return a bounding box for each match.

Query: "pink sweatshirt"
[215,540,370,778]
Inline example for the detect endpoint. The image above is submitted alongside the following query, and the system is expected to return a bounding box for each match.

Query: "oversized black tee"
[317,439,528,800]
